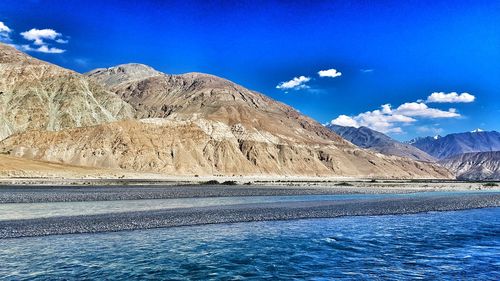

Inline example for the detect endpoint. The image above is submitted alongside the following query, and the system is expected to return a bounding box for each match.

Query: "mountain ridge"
[407,130,500,159]
[327,124,435,162]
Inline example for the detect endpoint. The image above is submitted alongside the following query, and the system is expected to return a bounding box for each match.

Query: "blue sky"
[1,0,498,140]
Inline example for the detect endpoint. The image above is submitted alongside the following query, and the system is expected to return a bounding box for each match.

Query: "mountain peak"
[471,128,484,133]
[408,130,500,159]
[86,63,162,87]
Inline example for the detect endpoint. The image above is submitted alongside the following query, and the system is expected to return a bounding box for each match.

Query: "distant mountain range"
[328,124,500,181]
[0,43,451,179]
[406,130,500,159]
[326,124,435,162]
[439,151,500,180]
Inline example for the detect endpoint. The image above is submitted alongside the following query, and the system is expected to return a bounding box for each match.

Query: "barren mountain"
[87,64,345,145]
[439,151,500,180]
[327,124,435,162]
[0,43,134,141]
[0,54,452,178]
[407,130,500,159]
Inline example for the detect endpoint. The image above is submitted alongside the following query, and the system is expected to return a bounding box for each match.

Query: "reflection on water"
[1,208,499,280]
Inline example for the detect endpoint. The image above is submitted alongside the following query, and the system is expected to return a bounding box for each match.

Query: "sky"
[0,0,498,140]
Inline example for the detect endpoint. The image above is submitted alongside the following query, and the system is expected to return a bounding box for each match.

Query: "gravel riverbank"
[1,193,499,239]
[0,184,434,204]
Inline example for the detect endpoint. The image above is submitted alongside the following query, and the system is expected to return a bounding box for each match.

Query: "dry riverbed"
[0,183,499,239]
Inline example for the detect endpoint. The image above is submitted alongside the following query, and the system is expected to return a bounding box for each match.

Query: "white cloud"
[20,28,67,54]
[55,38,69,44]
[0,21,12,42]
[330,101,461,134]
[21,28,61,45]
[318,69,342,78]
[276,76,311,90]
[360,69,374,73]
[426,92,475,103]
[394,102,459,118]
[331,115,359,127]
[331,105,416,133]
[20,44,65,54]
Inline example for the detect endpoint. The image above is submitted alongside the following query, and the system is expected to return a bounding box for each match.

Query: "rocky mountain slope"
[0,43,134,141]
[407,130,500,159]
[1,119,451,178]
[87,64,344,145]
[439,151,500,180]
[327,124,435,162]
[0,53,452,178]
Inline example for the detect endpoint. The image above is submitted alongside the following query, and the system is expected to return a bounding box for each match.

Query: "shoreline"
[1,183,499,204]
[1,193,499,239]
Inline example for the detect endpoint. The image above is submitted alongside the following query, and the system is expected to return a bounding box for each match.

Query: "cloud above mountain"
[276,76,311,90]
[20,28,67,53]
[0,22,69,54]
[330,101,461,133]
[0,21,12,42]
[426,92,475,103]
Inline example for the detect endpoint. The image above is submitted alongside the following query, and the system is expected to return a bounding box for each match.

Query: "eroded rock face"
[0,119,452,178]
[0,43,134,141]
[439,151,500,180]
[87,65,346,146]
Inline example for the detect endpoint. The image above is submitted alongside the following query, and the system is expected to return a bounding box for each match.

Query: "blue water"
[1,208,499,280]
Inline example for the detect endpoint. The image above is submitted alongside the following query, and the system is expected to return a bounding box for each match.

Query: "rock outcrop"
[439,151,500,180]
[0,43,134,141]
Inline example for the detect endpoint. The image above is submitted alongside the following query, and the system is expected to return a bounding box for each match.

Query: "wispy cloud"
[276,76,311,90]
[20,44,65,54]
[360,69,374,73]
[20,28,68,54]
[426,92,475,103]
[0,21,12,43]
[318,68,342,78]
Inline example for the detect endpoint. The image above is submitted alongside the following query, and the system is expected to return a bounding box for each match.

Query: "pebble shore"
[1,192,499,239]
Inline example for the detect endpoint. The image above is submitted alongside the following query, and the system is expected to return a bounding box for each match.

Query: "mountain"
[327,124,435,162]
[0,54,451,178]
[407,130,500,159]
[439,151,500,180]
[86,64,345,144]
[0,43,134,141]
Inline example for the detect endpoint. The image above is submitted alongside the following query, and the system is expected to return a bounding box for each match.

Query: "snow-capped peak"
[471,128,484,133]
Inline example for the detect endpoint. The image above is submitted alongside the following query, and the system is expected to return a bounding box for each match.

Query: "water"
[1,208,499,280]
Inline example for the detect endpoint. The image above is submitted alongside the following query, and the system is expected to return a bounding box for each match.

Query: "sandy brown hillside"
[1,119,451,178]
[87,64,345,145]
[0,43,134,141]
